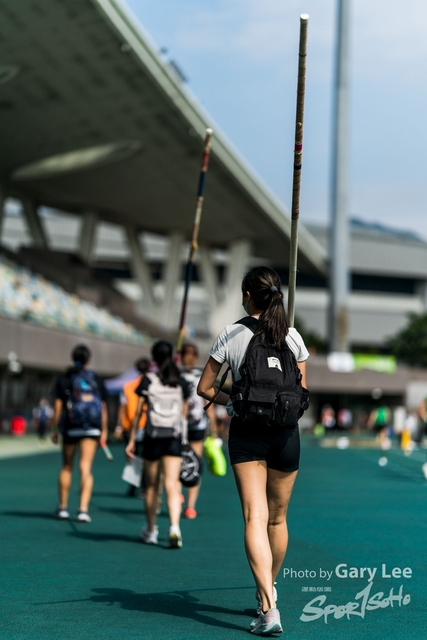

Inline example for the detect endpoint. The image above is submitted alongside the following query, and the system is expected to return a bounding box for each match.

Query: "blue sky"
[125,0,427,237]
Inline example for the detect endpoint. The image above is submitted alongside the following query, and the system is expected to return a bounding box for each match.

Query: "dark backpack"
[180,443,203,487]
[230,317,309,428]
[68,370,102,430]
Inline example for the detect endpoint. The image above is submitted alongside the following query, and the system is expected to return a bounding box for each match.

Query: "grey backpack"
[145,373,184,438]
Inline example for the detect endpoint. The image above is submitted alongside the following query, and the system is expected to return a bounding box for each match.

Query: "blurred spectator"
[337,408,353,430]
[321,404,336,429]
[367,403,392,449]
[417,395,427,435]
[33,397,53,440]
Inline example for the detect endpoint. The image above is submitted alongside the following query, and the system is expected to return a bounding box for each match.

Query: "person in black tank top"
[198,266,309,635]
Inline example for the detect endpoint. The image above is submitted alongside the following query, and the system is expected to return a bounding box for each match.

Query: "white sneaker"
[255,584,278,617]
[55,507,70,520]
[140,526,158,545]
[168,525,183,548]
[76,510,92,523]
[250,607,282,635]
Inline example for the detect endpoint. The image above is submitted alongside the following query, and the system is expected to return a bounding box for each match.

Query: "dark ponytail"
[151,340,180,387]
[241,266,289,350]
[71,344,91,367]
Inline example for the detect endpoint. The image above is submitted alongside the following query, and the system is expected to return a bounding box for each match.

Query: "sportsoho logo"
[283,564,412,624]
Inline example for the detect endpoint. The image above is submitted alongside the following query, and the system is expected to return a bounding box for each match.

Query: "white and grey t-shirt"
[209,318,309,384]
[181,368,208,431]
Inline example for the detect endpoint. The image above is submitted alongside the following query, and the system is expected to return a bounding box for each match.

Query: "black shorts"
[188,428,206,443]
[62,433,100,445]
[373,423,390,433]
[228,418,300,472]
[143,435,182,461]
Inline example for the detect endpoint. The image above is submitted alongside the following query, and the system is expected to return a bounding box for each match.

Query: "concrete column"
[199,244,220,306]
[21,198,48,249]
[125,226,155,313]
[78,211,98,264]
[209,239,251,337]
[416,281,427,310]
[160,233,184,328]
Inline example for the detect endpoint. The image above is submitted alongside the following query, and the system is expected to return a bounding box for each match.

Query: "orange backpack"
[122,377,147,431]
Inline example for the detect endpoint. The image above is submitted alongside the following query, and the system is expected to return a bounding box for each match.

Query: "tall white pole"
[329,0,351,352]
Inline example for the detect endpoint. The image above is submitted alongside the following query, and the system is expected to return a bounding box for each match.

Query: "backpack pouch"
[245,387,277,424]
[275,391,303,428]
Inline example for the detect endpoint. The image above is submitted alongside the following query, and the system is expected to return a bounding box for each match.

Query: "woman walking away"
[180,341,216,519]
[51,344,108,523]
[126,340,189,548]
[197,266,309,636]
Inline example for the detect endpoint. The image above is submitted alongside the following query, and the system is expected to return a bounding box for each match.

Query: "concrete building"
[4,205,425,351]
[301,219,427,350]
[0,0,326,345]
[1,0,427,425]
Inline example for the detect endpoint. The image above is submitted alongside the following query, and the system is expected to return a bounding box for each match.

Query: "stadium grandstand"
[0,0,326,423]
[0,253,146,345]
[2,0,427,427]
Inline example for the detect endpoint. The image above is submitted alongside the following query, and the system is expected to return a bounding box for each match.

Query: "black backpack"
[180,443,203,487]
[229,317,309,428]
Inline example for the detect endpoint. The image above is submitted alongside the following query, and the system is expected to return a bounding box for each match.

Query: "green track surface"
[1,441,426,639]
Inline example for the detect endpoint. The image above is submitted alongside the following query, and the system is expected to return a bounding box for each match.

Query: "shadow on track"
[65,531,142,544]
[2,510,56,520]
[34,586,255,633]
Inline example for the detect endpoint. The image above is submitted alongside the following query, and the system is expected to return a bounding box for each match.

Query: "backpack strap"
[203,317,258,412]
[235,316,258,333]
[203,365,231,412]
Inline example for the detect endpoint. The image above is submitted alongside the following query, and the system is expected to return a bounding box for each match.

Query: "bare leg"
[78,438,98,512]
[233,461,298,613]
[267,468,298,582]
[144,459,161,531]
[58,443,77,508]
[186,440,203,510]
[156,468,164,510]
[233,461,275,613]
[162,455,183,527]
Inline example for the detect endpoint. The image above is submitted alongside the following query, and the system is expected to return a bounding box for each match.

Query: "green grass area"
[0,440,426,639]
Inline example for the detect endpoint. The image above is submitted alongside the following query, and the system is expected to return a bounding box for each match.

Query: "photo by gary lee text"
[283,564,413,582]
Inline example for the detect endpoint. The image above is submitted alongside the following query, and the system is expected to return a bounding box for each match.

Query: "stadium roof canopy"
[0,0,327,272]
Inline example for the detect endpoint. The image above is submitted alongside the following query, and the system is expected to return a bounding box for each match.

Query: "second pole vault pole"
[287,14,309,327]
[176,128,213,358]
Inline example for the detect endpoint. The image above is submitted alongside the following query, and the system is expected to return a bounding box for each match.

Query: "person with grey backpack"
[126,340,190,548]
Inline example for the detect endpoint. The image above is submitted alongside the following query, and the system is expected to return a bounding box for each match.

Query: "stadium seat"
[0,255,147,344]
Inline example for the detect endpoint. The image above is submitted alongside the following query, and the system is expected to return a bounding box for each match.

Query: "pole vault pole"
[287,14,309,327]
[176,128,213,358]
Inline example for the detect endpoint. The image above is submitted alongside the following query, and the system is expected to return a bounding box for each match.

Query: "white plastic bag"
[121,457,142,487]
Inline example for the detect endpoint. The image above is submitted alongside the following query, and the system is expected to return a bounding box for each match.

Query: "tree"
[388,312,427,368]
[294,315,326,354]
